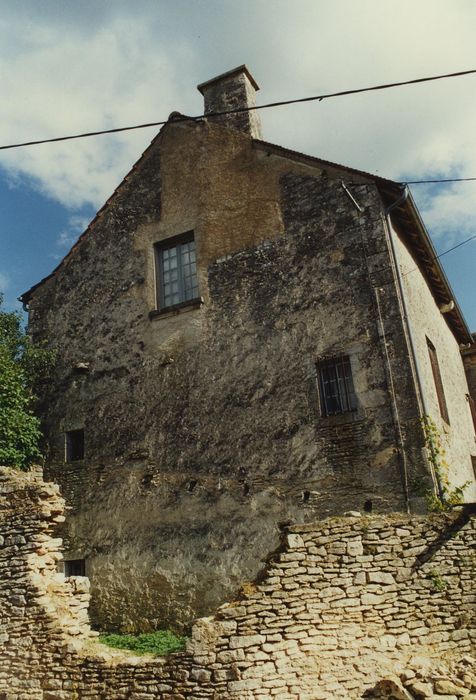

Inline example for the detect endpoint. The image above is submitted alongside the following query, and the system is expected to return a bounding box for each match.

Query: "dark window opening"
[302,490,311,503]
[426,338,449,424]
[155,233,199,309]
[187,479,198,493]
[364,499,373,513]
[316,355,357,417]
[64,559,86,577]
[65,429,84,462]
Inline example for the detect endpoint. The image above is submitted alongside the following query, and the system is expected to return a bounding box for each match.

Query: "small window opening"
[364,499,373,513]
[187,479,198,493]
[64,559,86,577]
[65,429,84,462]
[316,355,357,417]
[243,482,250,496]
[155,233,199,309]
[302,490,311,503]
[141,473,153,488]
[426,338,449,424]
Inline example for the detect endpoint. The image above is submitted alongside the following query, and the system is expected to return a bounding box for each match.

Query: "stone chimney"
[197,65,262,139]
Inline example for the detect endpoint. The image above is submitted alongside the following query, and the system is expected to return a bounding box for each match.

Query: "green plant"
[428,569,447,591]
[422,416,470,512]
[0,296,54,470]
[98,630,187,656]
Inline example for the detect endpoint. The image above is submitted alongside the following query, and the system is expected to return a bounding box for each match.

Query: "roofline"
[253,139,398,188]
[254,138,472,344]
[19,117,188,305]
[400,190,472,343]
[20,129,473,345]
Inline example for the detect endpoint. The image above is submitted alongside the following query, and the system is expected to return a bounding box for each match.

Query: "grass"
[98,630,187,656]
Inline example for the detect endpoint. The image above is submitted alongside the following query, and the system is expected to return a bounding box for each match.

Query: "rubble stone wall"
[1,467,475,699]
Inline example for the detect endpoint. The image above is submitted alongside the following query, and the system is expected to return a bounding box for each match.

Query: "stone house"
[20,65,476,632]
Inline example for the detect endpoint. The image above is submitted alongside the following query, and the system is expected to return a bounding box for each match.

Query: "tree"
[0,295,52,470]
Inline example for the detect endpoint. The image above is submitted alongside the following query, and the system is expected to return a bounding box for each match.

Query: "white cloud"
[0,0,475,254]
[0,271,10,293]
[57,215,91,248]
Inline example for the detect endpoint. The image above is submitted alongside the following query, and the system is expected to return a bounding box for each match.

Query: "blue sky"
[0,0,475,328]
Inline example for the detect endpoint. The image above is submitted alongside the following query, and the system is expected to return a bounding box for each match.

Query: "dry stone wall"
[1,466,475,699]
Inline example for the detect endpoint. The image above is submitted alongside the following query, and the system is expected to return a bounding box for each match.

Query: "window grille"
[316,355,357,417]
[155,234,198,309]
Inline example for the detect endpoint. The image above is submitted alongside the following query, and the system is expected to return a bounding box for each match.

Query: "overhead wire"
[0,67,476,152]
[401,234,476,278]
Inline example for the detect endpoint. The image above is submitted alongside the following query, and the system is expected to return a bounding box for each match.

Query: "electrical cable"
[0,67,475,152]
[402,234,476,278]
[402,177,476,185]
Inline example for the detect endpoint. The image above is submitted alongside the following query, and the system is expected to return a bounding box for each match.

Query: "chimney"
[197,65,262,139]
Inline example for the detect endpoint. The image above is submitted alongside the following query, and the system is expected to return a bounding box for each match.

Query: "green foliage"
[422,415,470,512]
[98,630,187,656]
[0,295,53,470]
[428,569,448,591]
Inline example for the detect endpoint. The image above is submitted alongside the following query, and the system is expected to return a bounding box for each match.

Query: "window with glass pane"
[156,235,199,309]
[316,355,357,416]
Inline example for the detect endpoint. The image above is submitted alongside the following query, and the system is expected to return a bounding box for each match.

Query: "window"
[155,233,199,309]
[64,559,86,577]
[426,338,449,424]
[65,429,84,462]
[316,355,357,416]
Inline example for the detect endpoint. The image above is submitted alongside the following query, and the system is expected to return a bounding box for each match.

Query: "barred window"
[155,233,199,309]
[316,355,357,417]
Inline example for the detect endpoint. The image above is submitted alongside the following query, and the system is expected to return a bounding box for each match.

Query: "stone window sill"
[149,297,203,321]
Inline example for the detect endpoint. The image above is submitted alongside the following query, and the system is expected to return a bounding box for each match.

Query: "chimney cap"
[197,64,260,94]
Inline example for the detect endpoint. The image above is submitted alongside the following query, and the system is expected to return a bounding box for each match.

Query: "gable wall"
[26,121,431,631]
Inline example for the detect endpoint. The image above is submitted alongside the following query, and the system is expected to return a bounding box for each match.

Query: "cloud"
[0,0,475,254]
[0,272,10,293]
[57,215,91,248]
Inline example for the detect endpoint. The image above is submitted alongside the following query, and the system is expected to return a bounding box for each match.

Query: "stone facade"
[1,467,475,699]
[20,66,476,631]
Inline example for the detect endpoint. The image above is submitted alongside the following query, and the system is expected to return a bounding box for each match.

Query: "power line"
[402,177,476,185]
[0,68,475,152]
[402,234,476,278]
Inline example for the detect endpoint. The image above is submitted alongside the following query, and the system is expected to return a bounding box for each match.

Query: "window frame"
[426,337,450,424]
[316,354,358,417]
[154,232,199,311]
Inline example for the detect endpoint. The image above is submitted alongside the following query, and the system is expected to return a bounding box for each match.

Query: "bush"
[98,630,187,656]
[0,296,53,470]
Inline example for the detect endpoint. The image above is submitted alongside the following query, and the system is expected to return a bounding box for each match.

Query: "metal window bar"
[317,356,356,416]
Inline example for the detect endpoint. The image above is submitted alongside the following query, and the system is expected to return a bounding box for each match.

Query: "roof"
[19,120,472,344]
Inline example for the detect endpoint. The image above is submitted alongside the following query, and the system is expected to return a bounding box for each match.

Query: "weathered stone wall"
[24,117,443,630]
[392,223,476,500]
[1,467,475,699]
